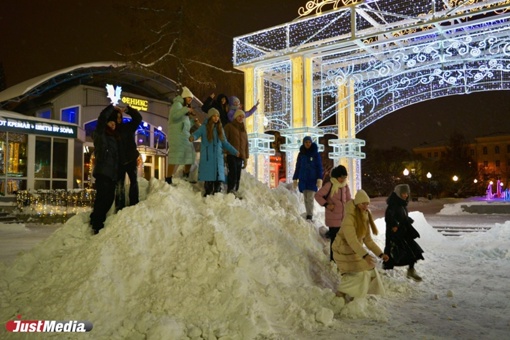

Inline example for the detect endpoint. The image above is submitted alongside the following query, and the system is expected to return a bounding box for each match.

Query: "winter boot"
[182,172,189,182]
[306,215,313,220]
[165,176,173,185]
[407,268,423,282]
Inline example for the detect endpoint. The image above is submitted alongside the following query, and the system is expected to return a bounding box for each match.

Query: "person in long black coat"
[114,105,142,211]
[90,104,120,234]
[383,184,425,281]
[201,93,230,127]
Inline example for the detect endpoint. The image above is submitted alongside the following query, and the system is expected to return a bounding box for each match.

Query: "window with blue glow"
[61,106,79,124]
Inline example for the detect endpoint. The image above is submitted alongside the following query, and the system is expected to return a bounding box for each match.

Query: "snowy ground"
[0,174,509,339]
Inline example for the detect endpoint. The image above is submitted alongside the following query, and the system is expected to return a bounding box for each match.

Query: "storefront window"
[136,122,151,147]
[0,132,5,175]
[53,138,68,178]
[35,137,52,178]
[7,133,28,177]
[154,128,167,150]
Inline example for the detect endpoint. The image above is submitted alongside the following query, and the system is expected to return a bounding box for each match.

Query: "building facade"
[0,63,203,197]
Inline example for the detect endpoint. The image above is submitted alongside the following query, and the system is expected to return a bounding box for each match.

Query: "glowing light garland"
[235,1,510,134]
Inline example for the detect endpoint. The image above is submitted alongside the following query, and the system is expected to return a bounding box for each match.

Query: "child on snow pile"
[314,165,350,261]
[189,108,239,197]
[293,136,323,221]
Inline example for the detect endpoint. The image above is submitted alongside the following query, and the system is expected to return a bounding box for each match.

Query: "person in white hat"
[332,189,389,301]
[166,86,197,185]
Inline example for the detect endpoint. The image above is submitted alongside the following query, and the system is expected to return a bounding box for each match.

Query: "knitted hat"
[181,86,193,99]
[233,109,245,120]
[229,96,240,110]
[331,165,348,178]
[303,136,312,143]
[394,184,410,196]
[207,108,220,119]
[354,189,370,205]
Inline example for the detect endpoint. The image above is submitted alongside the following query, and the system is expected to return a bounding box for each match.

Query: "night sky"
[1,0,508,150]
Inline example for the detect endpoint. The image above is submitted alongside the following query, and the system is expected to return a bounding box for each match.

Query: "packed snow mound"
[0,175,351,339]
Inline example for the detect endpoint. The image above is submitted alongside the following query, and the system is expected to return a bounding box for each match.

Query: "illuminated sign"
[105,84,149,111]
[0,115,77,138]
[121,97,148,112]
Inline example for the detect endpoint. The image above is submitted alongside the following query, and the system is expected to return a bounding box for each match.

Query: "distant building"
[413,134,510,188]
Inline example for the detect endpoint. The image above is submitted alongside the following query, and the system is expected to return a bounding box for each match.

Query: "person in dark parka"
[115,105,142,211]
[202,93,230,127]
[293,136,324,220]
[383,184,425,281]
[90,104,120,234]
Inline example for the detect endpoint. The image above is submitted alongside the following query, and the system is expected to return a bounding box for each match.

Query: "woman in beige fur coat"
[332,189,389,300]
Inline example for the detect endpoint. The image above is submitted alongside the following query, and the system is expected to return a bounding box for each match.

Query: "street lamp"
[403,168,410,176]
[426,172,432,199]
[452,175,459,197]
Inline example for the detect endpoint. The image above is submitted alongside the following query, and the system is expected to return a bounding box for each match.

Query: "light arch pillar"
[336,79,362,193]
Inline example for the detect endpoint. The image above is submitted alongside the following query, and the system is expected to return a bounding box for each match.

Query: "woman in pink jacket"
[314,165,351,261]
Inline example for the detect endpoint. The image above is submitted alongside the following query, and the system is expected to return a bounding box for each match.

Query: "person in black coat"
[383,184,425,281]
[90,104,120,234]
[201,93,230,127]
[114,105,142,211]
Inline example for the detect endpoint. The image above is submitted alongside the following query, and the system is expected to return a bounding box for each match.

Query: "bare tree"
[116,0,243,100]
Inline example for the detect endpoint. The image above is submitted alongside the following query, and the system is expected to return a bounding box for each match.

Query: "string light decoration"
[328,138,366,159]
[16,189,95,222]
[234,0,510,188]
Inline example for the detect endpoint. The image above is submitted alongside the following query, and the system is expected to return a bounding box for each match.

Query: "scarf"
[330,177,347,198]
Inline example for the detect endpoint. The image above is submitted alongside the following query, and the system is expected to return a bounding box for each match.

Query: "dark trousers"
[116,159,139,210]
[204,181,222,196]
[90,175,116,233]
[329,227,340,262]
[226,155,243,193]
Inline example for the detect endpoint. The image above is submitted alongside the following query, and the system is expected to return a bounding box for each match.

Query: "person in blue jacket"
[292,136,324,220]
[190,108,239,196]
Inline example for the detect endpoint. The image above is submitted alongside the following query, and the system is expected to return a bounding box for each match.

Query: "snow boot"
[165,176,173,185]
[407,268,423,282]
[306,215,313,220]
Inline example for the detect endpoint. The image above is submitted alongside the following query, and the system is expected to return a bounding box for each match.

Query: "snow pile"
[1,174,353,339]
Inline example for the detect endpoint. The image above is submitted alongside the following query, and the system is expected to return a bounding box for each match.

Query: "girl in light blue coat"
[190,108,239,196]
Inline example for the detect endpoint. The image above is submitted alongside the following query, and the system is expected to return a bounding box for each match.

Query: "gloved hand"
[242,159,247,169]
[293,180,298,190]
[316,179,323,189]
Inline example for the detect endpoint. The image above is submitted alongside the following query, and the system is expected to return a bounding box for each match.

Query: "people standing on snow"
[226,95,259,122]
[202,92,230,127]
[190,108,239,197]
[293,136,324,221]
[383,184,425,281]
[166,86,196,185]
[224,109,249,197]
[90,105,120,234]
[114,105,142,211]
[315,165,351,261]
[332,189,389,301]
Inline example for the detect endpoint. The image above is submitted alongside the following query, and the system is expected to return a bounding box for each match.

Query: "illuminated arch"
[234,0,510,189]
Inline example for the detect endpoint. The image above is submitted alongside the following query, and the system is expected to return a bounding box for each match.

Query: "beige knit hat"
[233,109,245,120]
[354,189,370,205]
[181,86,193,99]
[207,108,220,119]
